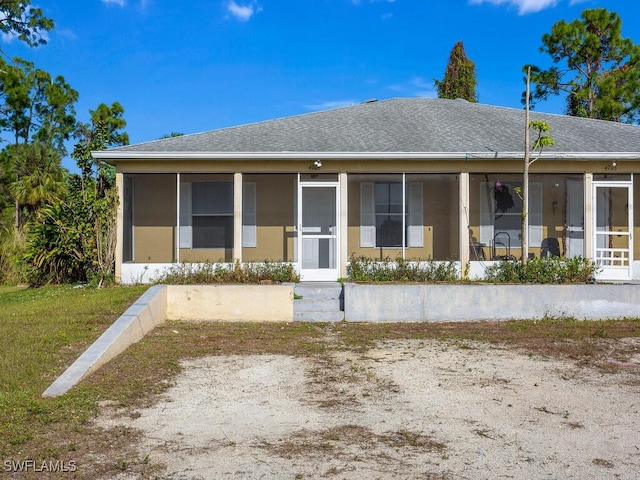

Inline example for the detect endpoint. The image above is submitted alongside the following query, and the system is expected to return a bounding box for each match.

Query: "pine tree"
[529,8,640,123]
[435,41,478,102]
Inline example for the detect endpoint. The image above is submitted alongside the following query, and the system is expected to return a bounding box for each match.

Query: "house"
[92,97,640,283]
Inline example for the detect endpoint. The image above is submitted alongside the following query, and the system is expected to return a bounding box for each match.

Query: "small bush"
[0,228,30,285]
[347,255,458,283]
[155,260,300,285]
[483,256,598,284]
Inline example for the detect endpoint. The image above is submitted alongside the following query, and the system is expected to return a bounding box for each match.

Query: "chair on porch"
[541,237,561,258]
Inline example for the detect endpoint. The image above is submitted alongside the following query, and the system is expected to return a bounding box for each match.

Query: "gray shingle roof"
[101,98,640,157]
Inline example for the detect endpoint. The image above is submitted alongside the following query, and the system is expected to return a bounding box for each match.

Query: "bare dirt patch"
[98,337,640,479]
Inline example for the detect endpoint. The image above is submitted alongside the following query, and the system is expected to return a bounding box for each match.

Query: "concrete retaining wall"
[43,284,294,397]
[43,285,168,397]
[167,285,294,322]
[344,283,640,322]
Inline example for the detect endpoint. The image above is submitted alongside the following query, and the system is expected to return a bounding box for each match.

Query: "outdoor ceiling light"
[311,160,322,170]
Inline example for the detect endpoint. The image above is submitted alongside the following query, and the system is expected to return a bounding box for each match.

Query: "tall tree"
[528,8,640,123]
[6,142,65,215]
[0,58,78,152]
[72,102,128,190]
[0,58,78,227]
[24,104,129,287]
[0,0,53,48]
[434,41,478,102]
[520,67,554,264]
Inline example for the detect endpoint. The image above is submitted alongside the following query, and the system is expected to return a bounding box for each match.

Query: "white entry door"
[298,182,340,281]
[593,180,633,281]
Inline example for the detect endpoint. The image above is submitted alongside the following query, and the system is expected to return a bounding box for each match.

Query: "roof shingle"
[103,98,640,155]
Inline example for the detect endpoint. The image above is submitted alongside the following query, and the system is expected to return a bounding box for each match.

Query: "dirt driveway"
[98,337,640,479]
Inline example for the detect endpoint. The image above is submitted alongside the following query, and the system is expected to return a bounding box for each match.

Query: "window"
[375,183,404,247]
[242,182,256,248]
[180,181,234,249]
[122,175,134,262]
[479,182,542,248]
[360,181,423,248]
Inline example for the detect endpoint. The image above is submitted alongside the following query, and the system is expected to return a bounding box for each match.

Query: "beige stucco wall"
[118,163,638,269]
[179,248,232,262]
[346,175,458,261]
[242,174,296,262]
[132,174,176,263]
[114,158,640,175]
[166,285,294,322]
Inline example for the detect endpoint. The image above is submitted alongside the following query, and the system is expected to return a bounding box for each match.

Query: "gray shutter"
[242,182,257,248]
[529,182,542,247]
[479,182,493,245]
[408,182,423,247]
[360,182,375,248]
[179,182,192,248]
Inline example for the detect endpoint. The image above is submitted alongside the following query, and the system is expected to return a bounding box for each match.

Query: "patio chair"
[541,237,561,257]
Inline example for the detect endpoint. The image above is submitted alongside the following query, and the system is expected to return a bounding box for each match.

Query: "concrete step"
[293,282,344,322]
[294,282,343,300]
[294,298,341,312]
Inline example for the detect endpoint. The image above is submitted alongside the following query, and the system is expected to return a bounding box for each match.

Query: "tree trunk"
[522,68,531,265]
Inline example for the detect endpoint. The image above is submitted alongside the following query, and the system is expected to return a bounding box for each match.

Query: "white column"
[584,172,593,260]
[234,172,243,263]
[459,172,470,276]
[176,173,180,263]
[339,172,348,279]
[402,172,406,260]
[115,172,124,283]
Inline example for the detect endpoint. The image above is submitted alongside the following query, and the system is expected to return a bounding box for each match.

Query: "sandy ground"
[99,339,640,479]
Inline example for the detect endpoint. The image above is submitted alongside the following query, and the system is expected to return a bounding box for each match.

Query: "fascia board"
[92,151,640,161]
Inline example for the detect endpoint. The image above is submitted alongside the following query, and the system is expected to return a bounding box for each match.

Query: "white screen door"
[298,183,339,281]
[566,178,584,258]
[593,180,633,281]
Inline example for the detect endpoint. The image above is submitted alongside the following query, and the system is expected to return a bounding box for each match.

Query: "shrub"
[0,227,30,285]
[483,256,598,284]
[347,255,458,283]
[155,260,300,285]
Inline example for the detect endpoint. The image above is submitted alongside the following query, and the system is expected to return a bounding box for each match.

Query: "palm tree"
[8,142,66,224]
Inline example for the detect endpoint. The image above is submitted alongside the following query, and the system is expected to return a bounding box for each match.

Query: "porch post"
[176,173,180,263]
[234,172,243,264]
[339,172,348,279]
[115,172,124,283]
[584,172,593,260]
[459,172,470,277]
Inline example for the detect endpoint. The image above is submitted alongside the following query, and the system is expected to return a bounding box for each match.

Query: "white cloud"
[56,28,77,41]
[226,1,262,21]
[390,77,437,98]
[102,0,126,6]
[469,0,559,15]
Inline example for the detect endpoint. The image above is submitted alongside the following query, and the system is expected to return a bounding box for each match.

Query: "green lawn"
[0,284,147,459]
[0,283,639,478]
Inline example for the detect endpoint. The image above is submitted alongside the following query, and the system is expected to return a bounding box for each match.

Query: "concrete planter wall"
[167,285,294,322]
[344,283,640,322]
[44,284,294,397]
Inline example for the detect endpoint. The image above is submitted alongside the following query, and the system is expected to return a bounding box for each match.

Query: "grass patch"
[1,283,639,478]
[0,284,147,473]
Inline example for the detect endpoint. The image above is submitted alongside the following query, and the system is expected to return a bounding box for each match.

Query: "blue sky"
[5,0,640,169]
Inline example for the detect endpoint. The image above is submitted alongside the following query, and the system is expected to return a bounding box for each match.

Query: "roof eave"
[93,151,640,163]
